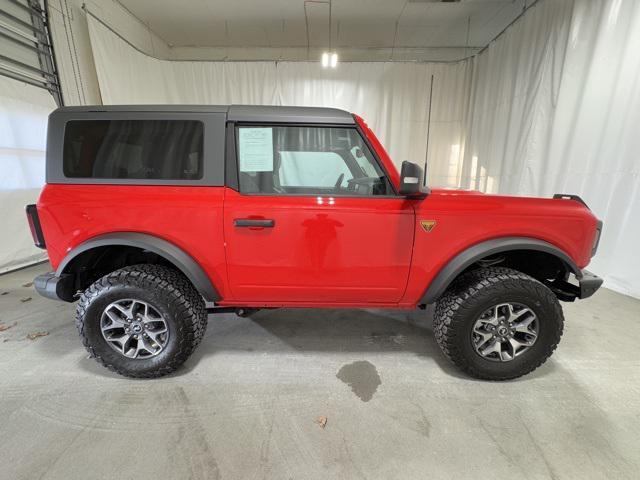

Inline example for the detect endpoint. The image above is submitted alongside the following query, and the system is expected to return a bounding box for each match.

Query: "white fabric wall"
[82,0,639,297]
[86,16,472,185]
[462,0,640,298]
[0,76,55,272]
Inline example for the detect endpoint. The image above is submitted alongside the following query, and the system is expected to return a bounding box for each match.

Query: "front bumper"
[34,272,76,302]
[548,269,603,301]
[577,270,603,299]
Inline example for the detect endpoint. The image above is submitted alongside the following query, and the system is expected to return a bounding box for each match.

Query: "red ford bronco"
[26,105,603,380]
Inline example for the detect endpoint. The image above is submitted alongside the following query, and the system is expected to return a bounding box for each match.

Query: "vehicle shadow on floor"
[183,307,557,381]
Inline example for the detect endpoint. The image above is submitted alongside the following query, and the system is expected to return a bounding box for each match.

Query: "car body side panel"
[399,189,599,304]
[222,188,415,303]
[37,184,230,299]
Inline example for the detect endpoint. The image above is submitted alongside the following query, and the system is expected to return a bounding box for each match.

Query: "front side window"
[237,125,392,196]
[63,120,203,180]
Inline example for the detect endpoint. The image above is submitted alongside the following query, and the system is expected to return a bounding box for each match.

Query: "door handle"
[234,218,275,228]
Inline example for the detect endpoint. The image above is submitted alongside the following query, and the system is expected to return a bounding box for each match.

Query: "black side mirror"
[399,161,429,198]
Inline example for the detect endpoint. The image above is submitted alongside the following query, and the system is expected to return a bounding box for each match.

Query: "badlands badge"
[420,220,437,232]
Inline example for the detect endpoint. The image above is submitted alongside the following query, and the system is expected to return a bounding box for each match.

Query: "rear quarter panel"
[37,184,229,298]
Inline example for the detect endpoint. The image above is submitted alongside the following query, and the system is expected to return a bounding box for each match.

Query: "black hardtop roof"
[53,104,355,124]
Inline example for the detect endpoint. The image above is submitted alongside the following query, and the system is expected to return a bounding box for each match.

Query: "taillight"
[25,204,46,249]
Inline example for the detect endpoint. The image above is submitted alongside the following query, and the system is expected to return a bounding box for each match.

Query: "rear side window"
[63,120,203,180]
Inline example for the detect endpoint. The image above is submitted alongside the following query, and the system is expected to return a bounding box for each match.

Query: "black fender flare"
[56,232,220,302]
[419,237,581,305]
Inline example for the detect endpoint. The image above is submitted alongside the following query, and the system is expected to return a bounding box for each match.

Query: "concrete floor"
[1,264,639,480]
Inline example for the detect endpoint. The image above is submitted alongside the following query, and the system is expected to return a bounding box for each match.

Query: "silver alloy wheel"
[100,299,169,359]
[471,302,538,362]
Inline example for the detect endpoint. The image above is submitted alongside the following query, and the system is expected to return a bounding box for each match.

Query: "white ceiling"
[117,0,534,61]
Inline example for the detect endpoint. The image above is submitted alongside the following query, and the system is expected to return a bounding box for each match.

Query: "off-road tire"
[76,264,207,378]
[434,267,564,380]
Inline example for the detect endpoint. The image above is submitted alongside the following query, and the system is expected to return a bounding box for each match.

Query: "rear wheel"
[76,264,207,378]
[434,267,564,380]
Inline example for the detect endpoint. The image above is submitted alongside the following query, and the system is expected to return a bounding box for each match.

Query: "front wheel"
[76,264,207,378]
[434,267,564,380]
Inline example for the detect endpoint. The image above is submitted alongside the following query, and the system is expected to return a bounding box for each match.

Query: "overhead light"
[321,52,338,68]
[321,1,338,68]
